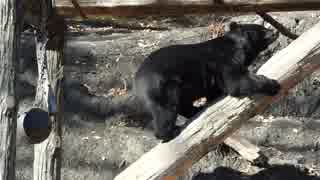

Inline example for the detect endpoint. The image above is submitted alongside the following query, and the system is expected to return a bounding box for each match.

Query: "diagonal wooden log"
[177,115,262,164]
[114,21,320,180]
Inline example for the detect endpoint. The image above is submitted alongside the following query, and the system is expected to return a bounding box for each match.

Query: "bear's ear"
[225,21,238,31]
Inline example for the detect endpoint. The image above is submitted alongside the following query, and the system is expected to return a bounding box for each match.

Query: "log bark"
[177,115,261,164]
[33,49,63,180]
[54,0,320,18]
[114,21,320,180]
[33,1,65,180]
[0,0,21,179]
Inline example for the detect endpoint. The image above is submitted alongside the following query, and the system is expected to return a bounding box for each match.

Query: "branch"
[114,21,320,180]
[69,0,87,19]
[256,11,299,40]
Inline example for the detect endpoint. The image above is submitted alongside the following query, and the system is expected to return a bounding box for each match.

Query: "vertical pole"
[33,0,65,180]
[0,0,21,179]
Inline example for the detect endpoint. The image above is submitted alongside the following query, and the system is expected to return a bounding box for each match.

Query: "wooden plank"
[114,20,320,180]
[224,135,260,162]
[54,0,320,18]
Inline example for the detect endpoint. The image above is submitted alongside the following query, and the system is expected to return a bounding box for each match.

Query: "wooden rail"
[54,0,320,18]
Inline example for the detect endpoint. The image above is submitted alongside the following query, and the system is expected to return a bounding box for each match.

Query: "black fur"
[134,22,280,142]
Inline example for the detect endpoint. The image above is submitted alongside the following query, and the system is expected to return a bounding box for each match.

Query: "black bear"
[134,22,280,142]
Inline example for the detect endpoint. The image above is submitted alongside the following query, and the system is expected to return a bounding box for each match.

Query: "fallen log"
[55,0,320,18]
[0,0,21,179]
[114,20,320,180]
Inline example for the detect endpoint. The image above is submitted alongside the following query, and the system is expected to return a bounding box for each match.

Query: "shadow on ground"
[193,165,319,180]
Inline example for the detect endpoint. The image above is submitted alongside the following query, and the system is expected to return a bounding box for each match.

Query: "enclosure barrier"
[55,0,320,18]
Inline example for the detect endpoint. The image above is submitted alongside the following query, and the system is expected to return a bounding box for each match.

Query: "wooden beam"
[114,20,320,180]
[224,135,261,163]
[177,115,262,164]
[54,0,320,18]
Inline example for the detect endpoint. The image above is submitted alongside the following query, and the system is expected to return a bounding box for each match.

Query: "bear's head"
[225,22,279,66]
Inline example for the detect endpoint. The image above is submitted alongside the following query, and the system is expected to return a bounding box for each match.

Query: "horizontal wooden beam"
[54,0,320,18]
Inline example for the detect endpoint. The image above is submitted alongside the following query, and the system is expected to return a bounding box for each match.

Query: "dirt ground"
[15,12,320,180]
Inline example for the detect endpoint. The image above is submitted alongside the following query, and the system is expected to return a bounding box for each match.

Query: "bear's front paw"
[155,133,174,143]
[155,126,181,143]
[263,79,281,96]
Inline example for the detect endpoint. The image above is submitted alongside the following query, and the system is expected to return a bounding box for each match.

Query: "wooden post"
[32,0,65,180]
[114,21,320,180]
[0,0,21,179]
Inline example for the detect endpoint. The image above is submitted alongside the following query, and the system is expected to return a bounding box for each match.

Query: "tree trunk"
[0,0,21,179]
[33,47,63,180]
[114,21,320,180]
[32,1,65,180]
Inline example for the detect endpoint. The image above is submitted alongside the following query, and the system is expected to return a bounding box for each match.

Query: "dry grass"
[207,21,226,39]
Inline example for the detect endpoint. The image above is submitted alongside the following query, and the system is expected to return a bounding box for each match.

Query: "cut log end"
[23,108,51,144]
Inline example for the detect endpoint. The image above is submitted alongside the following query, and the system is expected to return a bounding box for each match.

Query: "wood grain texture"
[0,0,19,179]
[56,0,320,7]
[54,0,320,17]
[178,115,261,163]
[33,1,64,180]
